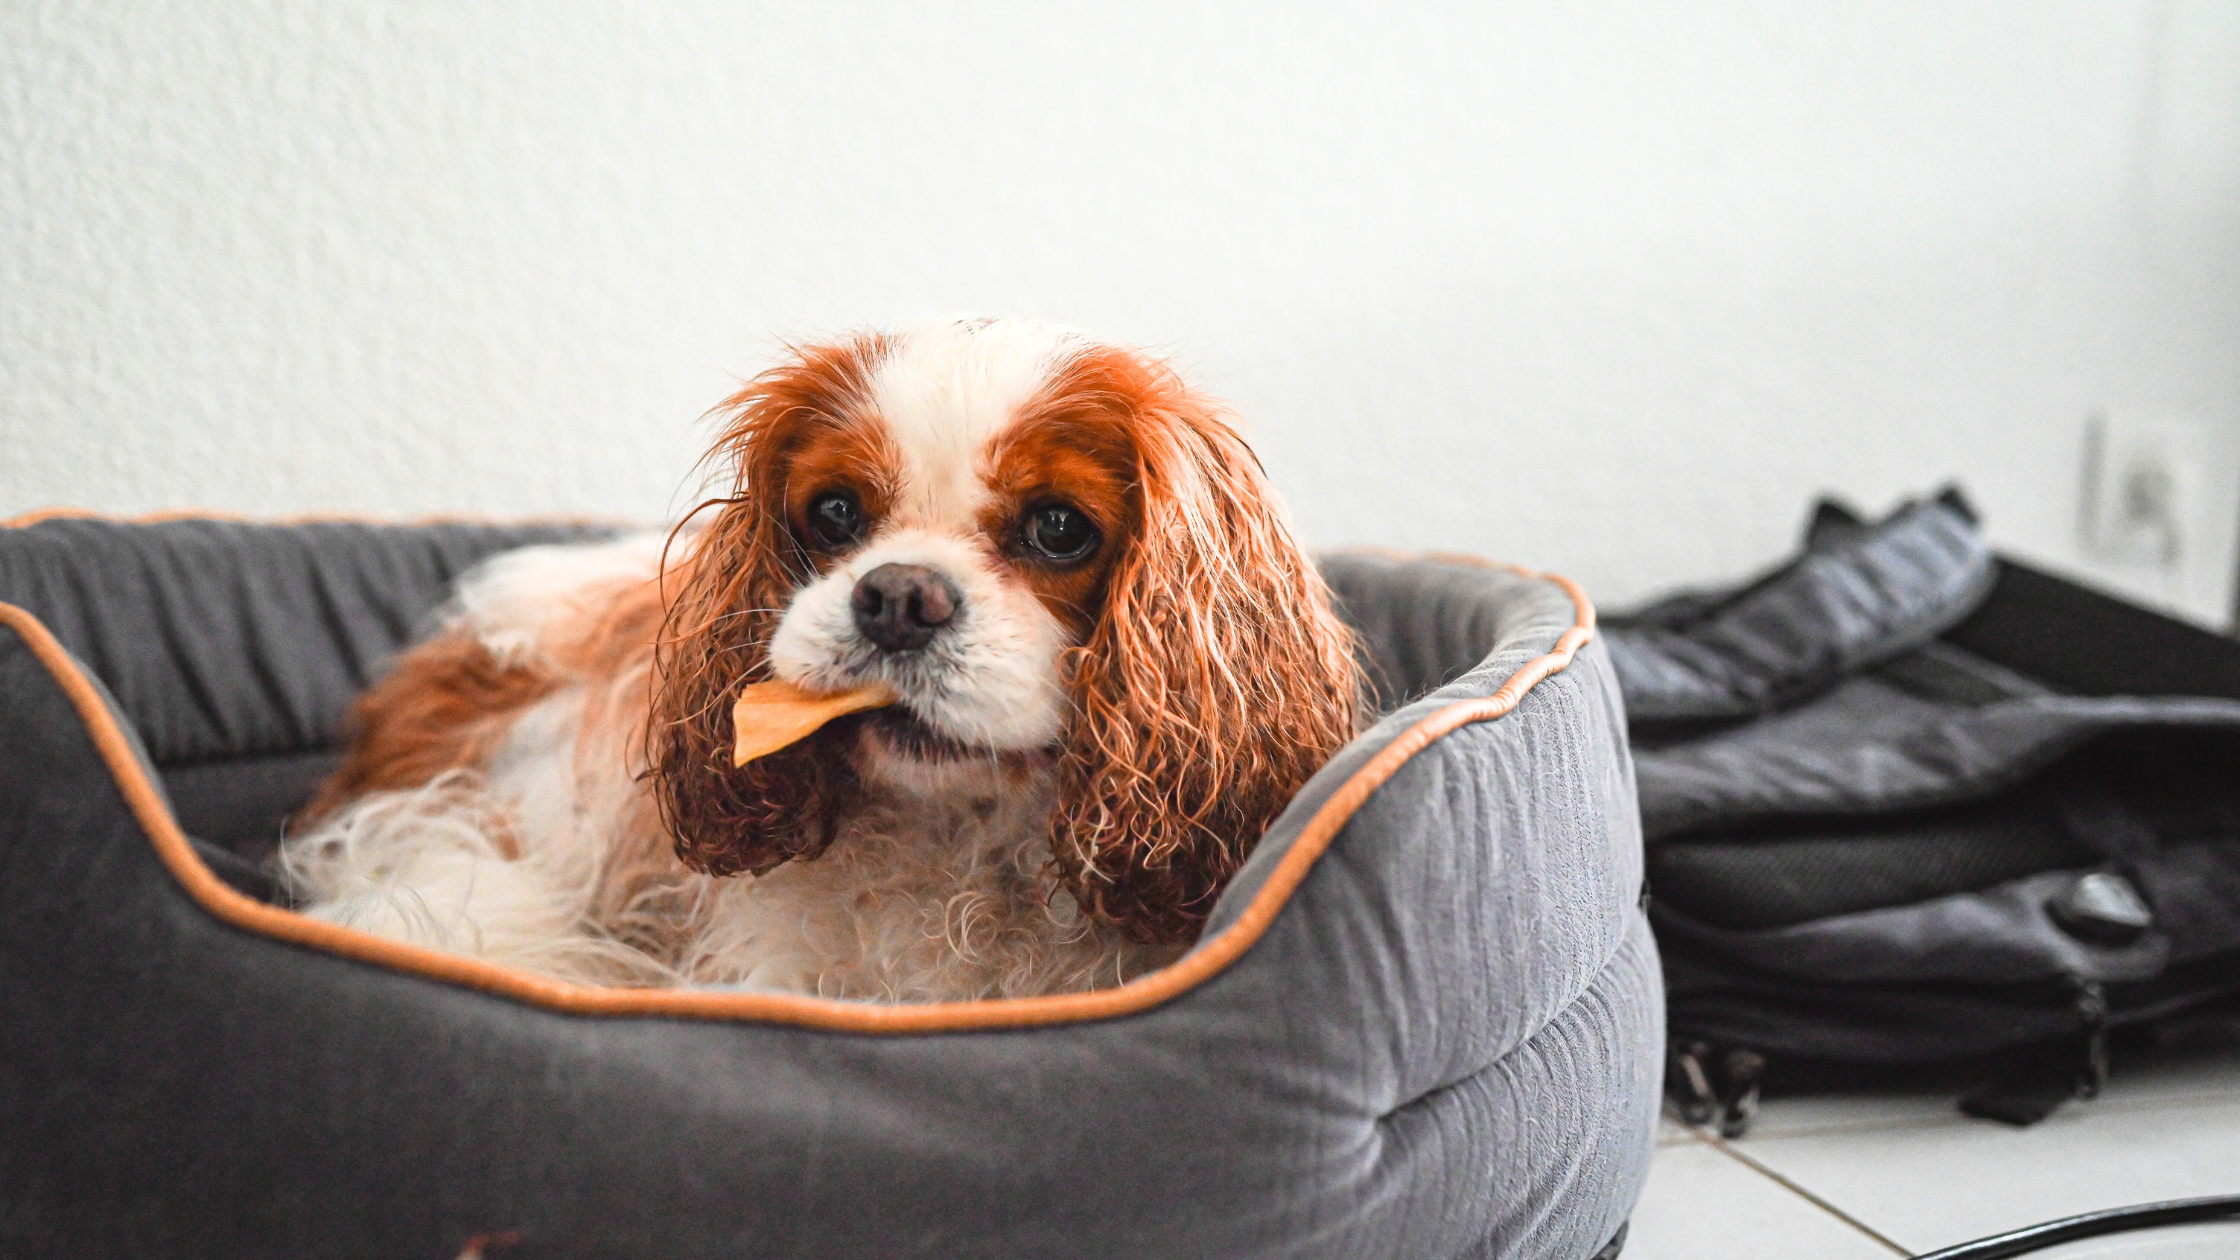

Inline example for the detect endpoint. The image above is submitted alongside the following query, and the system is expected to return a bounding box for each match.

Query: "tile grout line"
[1703,1133,1915,1257]
[1731,1114,1965,1143]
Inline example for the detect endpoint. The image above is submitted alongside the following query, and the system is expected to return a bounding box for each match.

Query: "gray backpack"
[1607,492,2240,1134]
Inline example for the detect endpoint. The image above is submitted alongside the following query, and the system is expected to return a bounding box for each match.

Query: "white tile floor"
[1624,1016,2240,1258]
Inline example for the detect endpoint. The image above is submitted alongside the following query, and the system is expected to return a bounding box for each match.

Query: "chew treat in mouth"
[731,679,897,766]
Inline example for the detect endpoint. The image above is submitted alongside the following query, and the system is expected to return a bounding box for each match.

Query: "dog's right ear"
[647,334,890,876]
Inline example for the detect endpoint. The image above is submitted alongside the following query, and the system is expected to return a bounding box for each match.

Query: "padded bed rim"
[0,504,640,530]
[0,525,1596,1034]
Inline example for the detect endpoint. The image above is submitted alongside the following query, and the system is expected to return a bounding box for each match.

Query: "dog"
[280,316,1365,1002]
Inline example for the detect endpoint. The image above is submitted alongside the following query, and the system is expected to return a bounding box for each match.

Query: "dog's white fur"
[279,318,1183,1001]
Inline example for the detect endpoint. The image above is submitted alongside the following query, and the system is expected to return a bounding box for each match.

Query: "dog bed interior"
[0,515,1657,1260]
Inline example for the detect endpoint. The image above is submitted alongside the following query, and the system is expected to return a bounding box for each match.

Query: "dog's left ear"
[1050,373,1366,945]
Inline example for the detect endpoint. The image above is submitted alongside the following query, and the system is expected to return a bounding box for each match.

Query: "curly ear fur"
[1048,351,1368,945]
[647,335,890,877]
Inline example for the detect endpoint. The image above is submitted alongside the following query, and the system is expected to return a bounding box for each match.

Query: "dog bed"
[0,514,1657,1260]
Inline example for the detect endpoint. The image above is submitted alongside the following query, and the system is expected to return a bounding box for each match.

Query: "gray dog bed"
[0,516,1658,1260]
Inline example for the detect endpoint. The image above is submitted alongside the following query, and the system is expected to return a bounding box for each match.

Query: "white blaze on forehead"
[866,317,1091,530]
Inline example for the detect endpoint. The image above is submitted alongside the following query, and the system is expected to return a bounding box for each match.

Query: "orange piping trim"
[0,558,1594,1032]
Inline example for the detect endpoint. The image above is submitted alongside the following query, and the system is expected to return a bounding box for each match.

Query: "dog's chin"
[854,709,1047,798]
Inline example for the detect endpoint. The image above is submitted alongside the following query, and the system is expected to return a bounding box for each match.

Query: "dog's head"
[649,317,1364,945]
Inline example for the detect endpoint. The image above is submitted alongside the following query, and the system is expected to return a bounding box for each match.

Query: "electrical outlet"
[2078,410,2240,628]
[2081,412,2199,568]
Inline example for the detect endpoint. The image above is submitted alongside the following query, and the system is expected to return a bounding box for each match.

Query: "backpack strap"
[1606,495,1995,725]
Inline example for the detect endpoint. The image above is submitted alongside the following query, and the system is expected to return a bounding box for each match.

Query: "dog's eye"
[1023,502,1099,562]
[808,491,865,548]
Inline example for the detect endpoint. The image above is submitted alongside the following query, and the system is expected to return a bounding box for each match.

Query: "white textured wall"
[5,3,2238,621]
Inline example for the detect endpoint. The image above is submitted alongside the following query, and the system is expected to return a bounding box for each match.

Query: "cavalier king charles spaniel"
[280,316,1365,1002]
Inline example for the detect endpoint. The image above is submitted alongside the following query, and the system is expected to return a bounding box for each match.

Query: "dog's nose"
[851,564,962,653]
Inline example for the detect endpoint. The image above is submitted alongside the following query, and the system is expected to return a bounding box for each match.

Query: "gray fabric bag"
[1608,495,2240,1132]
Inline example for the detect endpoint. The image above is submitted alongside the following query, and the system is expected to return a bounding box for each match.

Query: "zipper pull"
[1718,1049,1766,1139]
[1666,1041,1719,1127]
[2075,980,2109,1101]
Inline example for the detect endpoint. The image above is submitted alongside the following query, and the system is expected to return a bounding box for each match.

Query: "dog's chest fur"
[679,768,1177,1000]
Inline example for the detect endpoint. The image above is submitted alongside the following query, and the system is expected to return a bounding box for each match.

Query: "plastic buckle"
[2047,872,2153,947]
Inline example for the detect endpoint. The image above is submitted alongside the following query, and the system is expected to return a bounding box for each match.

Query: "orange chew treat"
[731,679,897,765]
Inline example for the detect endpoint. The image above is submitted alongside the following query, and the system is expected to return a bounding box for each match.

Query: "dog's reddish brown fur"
[301,635,557,838]
[1033,348,1362,942]
[306,327,1364,954]
[646,335,896,882]
[645,336,1364,945]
